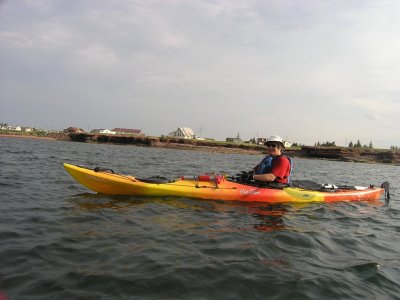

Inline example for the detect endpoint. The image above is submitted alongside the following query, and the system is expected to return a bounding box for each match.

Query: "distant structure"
[64,127,85,133]
[21,127,33,132]
[169,127,195,139]
[226,133,242,144]
[112,128,142,135]
[90,129,116,134]
[1,124,44,132]
[257,137,268,145]
[0,125,22,131]
[283,141,292,148]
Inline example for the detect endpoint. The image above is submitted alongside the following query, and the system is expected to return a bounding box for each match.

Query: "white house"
[91,129,116,134]
[99,129,116,134]
[6,125,22,131]
[283,141,292,148]
[169,127,195,139]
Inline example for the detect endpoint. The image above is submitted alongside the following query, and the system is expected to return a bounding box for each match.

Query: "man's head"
[265,135,285,155]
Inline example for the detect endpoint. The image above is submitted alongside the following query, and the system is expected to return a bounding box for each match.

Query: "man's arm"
[253,173,276,182]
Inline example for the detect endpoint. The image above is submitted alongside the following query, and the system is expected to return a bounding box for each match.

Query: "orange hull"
[64,163,385,204]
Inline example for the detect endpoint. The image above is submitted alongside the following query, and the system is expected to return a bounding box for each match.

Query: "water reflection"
[251,206,286,232]
[66,193,292,232]
[206,200,288,232]
[66,193,146,210]
[66,192,388,235]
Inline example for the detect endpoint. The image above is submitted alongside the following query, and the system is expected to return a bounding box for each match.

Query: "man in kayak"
[241,135,291,185]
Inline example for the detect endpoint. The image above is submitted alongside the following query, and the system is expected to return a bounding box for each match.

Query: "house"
[112,128,142,135]
[100,129,116,134]
[91,129,116,134]
[226,133,242,144]
[169,127,195,139]
[283,141,292,148]
[64,127,85,133]
[257,137,268,145]
[6,125,22,131]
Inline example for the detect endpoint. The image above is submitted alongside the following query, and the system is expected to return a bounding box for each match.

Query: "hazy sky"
[1,0,399,148]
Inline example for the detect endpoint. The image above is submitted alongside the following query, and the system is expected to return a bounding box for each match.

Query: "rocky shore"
[2,132,399,165]
[67,133,400,165]
[285,146,400,165]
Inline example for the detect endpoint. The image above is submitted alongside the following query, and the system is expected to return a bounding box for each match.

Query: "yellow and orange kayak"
[63,163,386,204]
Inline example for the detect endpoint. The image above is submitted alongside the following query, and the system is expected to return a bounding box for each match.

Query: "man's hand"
[240,171,254,181]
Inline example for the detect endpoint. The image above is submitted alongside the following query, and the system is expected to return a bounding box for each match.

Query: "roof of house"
[112,128,141,134]
[179,127,194,137]
[169,127,195,137]
[64,127,85,133]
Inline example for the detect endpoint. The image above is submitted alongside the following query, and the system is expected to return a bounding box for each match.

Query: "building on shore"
[112,128,143,135]
[0,125,23,131]
[63,127,85,133]
[91,129,116,134]
[283,141,292,148]
[168,127,196,139]
[226,133,242,144]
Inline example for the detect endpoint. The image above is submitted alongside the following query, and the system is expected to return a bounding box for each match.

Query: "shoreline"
[0,133,57,141]
[152,142,263,155]
[0,133,262,155]
[2,133,399,165]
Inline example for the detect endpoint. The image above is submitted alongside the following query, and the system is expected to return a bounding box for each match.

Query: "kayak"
[63,163,388,204]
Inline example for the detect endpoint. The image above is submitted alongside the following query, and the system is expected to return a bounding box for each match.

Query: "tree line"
[314,140,373,148]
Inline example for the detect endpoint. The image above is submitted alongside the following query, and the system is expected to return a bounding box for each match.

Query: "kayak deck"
[63,163,385,204]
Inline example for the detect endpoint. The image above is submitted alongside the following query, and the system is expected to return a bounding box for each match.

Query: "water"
[1,137,400,299]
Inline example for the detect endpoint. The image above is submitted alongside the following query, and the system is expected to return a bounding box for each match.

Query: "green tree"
[354,140,362,148]
[348,141,353,147]
[321,141,336,147]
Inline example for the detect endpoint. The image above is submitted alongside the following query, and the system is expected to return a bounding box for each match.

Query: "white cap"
[266,135,285,148]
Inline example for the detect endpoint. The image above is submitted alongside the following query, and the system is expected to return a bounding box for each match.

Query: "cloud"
[74,44,119,71]
[0,31,32,47]
[1,0,400,148]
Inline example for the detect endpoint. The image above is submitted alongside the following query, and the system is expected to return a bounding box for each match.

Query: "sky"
[1,0,399,148]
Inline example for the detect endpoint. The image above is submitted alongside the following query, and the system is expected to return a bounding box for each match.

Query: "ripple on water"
[1,138,400,299]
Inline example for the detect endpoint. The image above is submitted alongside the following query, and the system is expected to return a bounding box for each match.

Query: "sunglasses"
[266,143,278,148]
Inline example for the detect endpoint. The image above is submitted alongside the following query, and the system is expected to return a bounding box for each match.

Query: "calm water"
[1,137,400,299]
